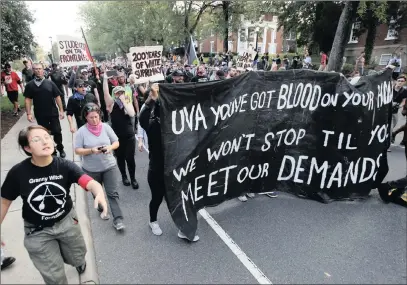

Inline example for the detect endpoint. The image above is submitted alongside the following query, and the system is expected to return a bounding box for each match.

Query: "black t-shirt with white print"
[1,157,85,226]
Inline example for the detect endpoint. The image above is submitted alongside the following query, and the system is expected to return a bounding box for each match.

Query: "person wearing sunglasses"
[75,103,125,231]
[103,70,139,190]
[66,79,98,133]
[1,125,108,284]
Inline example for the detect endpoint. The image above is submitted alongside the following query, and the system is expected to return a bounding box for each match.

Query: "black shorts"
[7,91,18,103]
[35,116,62,135]
[392,72,400,81]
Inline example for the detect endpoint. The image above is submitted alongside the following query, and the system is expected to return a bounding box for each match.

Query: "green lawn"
[1,93,25,112]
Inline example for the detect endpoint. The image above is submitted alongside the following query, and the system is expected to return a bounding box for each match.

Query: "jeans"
[83,166,123,220]
[147,169,165,222]
[23,208,86,284]
[115,136,136,180]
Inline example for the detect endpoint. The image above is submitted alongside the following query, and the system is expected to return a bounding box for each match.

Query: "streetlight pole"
[255,27,259,52]
[49,36,54,64]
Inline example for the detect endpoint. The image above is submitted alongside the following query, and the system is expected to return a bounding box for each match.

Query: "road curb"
[75,185,100,284]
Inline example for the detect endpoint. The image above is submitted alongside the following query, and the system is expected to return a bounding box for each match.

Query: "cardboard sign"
[129,46,164,83]
[56,35,92,67]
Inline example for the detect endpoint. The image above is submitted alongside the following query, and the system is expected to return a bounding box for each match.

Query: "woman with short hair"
[1,125,107,284]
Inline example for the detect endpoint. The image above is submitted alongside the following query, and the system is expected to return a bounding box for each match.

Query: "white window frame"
[199,43,203,53]
[348,22,360,44]
[385,18,398,40]
[210,29,214,37]
[286,31,295,40]
[379,54,392,66]
[210,41,214,53]
[228,41,233,52]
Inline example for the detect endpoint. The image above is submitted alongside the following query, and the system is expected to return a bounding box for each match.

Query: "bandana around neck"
[86,122,103,137]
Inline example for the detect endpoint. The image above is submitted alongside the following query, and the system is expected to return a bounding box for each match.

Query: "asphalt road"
[88,142,407,284]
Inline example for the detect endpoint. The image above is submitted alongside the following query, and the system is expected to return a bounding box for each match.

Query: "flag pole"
[81,26,98,78]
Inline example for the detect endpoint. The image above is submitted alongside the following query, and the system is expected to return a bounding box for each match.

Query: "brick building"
[345,21,406,69]
[197,14,295,55]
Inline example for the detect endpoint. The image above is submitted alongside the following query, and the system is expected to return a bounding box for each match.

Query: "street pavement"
[88,139,407,284]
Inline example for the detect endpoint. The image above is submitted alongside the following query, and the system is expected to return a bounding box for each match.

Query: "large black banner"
[159,69,393,240]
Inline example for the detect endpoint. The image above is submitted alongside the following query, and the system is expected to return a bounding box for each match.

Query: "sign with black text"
[129,46,164,83]
[56,35,92,67]
[159,70,393,240]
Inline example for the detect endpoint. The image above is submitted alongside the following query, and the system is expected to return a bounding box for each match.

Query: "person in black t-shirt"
[24,63,66,158]
[79,69,100,105]
[191,65,208,83]
[103,71,139,189]
[67,79,98,132]
[22,60,34,84]
[49,63,68,111]
[391,75,407,144]
[0,125,107,284]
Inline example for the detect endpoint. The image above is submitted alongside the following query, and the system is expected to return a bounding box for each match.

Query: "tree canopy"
[1,0,35,64]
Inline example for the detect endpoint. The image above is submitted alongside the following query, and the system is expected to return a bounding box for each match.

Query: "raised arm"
[103,73,114,111]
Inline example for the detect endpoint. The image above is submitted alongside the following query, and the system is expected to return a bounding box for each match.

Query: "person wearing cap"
[183,65,193,82]
[166,70,185,84]
[80,69,100,107]
[1,63,24,116]
[66,79,99,133]
[103,70,139,189]
[22,60,34,84]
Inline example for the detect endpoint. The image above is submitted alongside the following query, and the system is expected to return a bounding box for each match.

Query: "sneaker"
[149,221,163,236]
[100,212,110,220]
[76,262,86,274]
[178,231,199,242]
[122,177,131,186]
[59,150,66,158]
[237,195,248,202]
[131,179,139,190]
[113,218,125,231]
[1,257,16,270]
[377,184,393,203]
[246,193,255,198]
[12,112,18,117]
[265,191,278,198]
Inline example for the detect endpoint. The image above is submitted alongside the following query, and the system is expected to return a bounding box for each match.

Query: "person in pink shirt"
[318,51,328,71]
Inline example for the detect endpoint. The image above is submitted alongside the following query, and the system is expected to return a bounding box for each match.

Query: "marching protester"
[139,83,199,241]
[24,63,66,158]
[75,103,125,230]
[49,63,68,111]
[22,60,34,84]
[319,51,328,71]
[391,74,407,144]
[1,243,15,270]
[66,79,99,133]
[93,66,109,122]
[191,65,208,82]
[103,70,139,190]
[1,125,108,284]
[80,68,100,106]
[1,63,24,116]
[355,51,365,76]
[166,69,185,84]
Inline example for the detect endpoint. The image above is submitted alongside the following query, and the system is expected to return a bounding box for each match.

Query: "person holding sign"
[139,83,199,242]
[1,125,108,284]
[103,70,139,190]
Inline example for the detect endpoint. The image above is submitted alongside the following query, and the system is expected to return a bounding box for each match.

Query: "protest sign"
[56,35,92,67]
[159,69,393,240]
[129,46,164,84]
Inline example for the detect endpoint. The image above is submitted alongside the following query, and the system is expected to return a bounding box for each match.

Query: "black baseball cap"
[172,70,184,77]
[75,79,85,87]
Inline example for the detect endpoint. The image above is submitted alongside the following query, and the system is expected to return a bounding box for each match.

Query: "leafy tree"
[1,0,35,64]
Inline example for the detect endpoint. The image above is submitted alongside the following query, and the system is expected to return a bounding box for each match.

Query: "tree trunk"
[222,1,230,53]
[364,13,377,64]
[327,2,357,72]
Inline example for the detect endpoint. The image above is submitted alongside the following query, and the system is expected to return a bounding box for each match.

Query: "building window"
[348,22,360,43]
[379,54,393,66]
[228,41,233,52]
[199,43,203,53]
[210,41,214,53]
[385,18,398,40]
[210,29,214,37]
